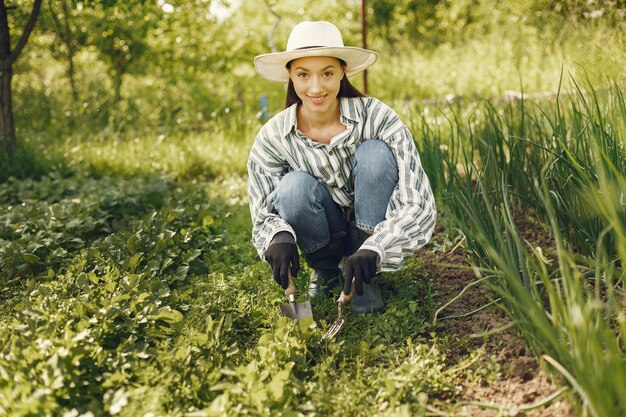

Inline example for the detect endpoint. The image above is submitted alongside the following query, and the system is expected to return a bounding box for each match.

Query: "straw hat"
[254,21,378,83]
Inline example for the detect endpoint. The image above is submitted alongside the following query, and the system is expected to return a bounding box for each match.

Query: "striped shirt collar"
[280,96,363,138]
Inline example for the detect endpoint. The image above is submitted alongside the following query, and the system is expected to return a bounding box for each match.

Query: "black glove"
[265,242,300,290]
[343,249,378,296]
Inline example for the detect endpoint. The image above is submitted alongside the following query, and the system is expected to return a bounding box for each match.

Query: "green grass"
[2,5,625,413]
[0,152,493,416]
[3,114,256,183]
[413,81,626,416]
[4,79,625,416]
[371,24,626,103]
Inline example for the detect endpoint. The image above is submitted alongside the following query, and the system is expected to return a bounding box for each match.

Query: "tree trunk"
[361,0,368,95]
[0,61,14,154]
[0,1,14,154]
[113,66,123,104]
[62,0,78,104]
[49,0,79,105]
[264,0,280,53]
[0,0,43,156]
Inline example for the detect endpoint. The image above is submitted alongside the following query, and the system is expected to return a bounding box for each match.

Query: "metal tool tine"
[322,279,355,340]
[322,302,344,340]
[322,319,344,340]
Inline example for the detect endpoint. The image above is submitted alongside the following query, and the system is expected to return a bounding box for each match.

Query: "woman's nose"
[310,76,322,93]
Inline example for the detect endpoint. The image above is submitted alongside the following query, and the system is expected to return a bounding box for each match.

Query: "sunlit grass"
[370,23,626,103]
[65,127,253,180]
[22,123,254,182]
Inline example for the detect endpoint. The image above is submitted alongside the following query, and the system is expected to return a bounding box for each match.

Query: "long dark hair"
[285,59,366,108]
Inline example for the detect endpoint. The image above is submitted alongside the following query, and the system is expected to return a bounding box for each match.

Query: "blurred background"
[10,0,626,139]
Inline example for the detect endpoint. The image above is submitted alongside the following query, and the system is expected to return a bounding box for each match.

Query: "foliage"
[0,175,216,415]
[413,81,626,416]
[2,1,626,414]
[0,174,172,282]
[0,170,470,416]
[369,0,625,46]
[0,137,56,182]
[4,0,624,141]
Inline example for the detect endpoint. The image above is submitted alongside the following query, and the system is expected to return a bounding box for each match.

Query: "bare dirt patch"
[420,223,576,417]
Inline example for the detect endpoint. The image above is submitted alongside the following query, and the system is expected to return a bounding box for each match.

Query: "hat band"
[292,45,325,51]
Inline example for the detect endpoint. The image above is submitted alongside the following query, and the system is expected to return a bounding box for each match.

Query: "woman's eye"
[298,73,308,78]
[324,72,334,77]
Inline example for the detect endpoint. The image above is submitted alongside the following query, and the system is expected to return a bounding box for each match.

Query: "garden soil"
[420,221,576,417]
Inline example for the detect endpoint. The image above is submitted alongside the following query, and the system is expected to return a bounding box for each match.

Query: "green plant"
[423,81,626,416]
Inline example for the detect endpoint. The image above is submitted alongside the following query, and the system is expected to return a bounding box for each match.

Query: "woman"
[248,21,436,314]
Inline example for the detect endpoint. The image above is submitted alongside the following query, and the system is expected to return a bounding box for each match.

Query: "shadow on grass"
[0,140,66,182]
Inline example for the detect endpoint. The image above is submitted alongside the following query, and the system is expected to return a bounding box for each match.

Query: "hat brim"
[254,46,378,83]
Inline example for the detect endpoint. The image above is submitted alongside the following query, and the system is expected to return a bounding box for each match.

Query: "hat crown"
[254,20,377,83]
[286,21,344,51]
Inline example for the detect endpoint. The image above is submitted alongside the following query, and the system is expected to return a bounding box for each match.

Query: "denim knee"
[353,140,399,230]
[273,171,324,224]
[354,139,398,179]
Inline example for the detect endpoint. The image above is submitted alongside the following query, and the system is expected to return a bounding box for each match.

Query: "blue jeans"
[272,139,399,260]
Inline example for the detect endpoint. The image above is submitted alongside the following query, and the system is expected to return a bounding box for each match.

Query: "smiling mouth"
[308,95,327,104]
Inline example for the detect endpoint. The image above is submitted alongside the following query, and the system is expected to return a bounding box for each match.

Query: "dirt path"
[420,230,576,417]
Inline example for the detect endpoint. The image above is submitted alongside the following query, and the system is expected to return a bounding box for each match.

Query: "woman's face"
[288,56,345,115]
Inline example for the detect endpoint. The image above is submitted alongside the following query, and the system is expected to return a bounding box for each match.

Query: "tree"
[48,0,78,105]
[0,0,43,155]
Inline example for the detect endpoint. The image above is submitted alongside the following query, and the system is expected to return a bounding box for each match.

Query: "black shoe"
[351,275,385,314]
[304,232,347,298]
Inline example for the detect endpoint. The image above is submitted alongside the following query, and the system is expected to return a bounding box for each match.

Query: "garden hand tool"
[279,271,313,321]
[322,278,356,340]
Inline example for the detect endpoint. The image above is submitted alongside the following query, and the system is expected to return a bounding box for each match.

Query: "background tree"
[0,0,42,155]
[47,0,78,106]
[3,0,624,142]
[74,1,163,128]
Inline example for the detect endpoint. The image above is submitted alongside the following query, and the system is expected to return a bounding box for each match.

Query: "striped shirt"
[247,96,436,271]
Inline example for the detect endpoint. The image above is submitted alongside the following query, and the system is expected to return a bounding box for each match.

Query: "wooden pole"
[361,0,368,95]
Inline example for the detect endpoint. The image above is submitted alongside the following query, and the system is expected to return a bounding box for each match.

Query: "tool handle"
[338,278,356,304]
[285,270,297,302]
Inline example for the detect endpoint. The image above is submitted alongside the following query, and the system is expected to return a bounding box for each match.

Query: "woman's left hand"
[342,249,378,296]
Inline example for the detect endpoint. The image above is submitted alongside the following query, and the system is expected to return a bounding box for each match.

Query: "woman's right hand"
[265,242,300,289]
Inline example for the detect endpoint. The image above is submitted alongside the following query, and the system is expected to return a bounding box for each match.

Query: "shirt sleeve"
[247,129,296,260]
[359,107,437,271]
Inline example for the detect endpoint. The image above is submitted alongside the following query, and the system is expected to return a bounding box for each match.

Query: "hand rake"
[322,279,356,340]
